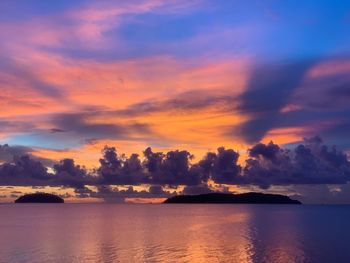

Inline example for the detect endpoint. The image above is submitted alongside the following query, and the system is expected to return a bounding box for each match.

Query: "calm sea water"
[0,204,349,263]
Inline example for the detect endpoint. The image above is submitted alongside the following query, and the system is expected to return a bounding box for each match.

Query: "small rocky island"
[164,192,301,204]
[15,193,64,203]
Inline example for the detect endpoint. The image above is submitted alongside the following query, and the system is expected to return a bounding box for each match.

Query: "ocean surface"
[0,204,350,263]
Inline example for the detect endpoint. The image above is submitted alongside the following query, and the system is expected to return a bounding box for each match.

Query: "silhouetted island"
[15,193,64,203]
[164,192,301,204]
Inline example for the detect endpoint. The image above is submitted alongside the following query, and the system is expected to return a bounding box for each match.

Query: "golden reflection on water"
[1,204,349,262]
[184,212,251,263]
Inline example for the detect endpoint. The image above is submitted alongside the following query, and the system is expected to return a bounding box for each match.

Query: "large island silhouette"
[15,193,64,203]
[164,192,301,204]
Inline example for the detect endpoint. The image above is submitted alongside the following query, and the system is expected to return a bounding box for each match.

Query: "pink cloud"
[0,0,204,51]
[307,59,350,78]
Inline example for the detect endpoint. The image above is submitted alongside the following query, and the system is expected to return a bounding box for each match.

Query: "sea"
[0,204,349,263]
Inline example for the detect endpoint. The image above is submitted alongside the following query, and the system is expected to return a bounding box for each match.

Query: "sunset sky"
[1,0,350,203]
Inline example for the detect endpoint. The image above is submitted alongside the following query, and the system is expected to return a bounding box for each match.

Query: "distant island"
[15,193,64,203]
[164,192,301,204]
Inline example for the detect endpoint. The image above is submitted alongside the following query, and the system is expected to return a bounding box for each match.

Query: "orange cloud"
[0,0,272,169]
[261,127,307,145]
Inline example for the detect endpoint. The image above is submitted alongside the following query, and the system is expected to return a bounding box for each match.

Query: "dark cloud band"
[0,137,349,192]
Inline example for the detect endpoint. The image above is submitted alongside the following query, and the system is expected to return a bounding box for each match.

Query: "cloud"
[74,186,94,199]
[112,89,237,117]
[0,120,37,135]
[97,146,201,186]
[142,147,202,186]
[53,112,129,139]
[50,128,66,133]
[0,155,50,186]
[0,58,65,99]
[53,158,91,188]
[148,185,166,195]
[0,151,90,188]
[0,136,349,203]
[87,185,174,203]
[0,144,34,163]
[235,60,315,143]
[1,0,350,167]
[198,147,241,184]
[244,136,350,188]
[97,146,146,185]
[0,144,56,167]
[28,111,157,148]
[225,57,350,150]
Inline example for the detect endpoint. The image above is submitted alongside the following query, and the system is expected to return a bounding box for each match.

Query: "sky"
[1,0,350,203]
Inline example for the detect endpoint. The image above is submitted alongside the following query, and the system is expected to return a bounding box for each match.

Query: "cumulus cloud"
[97,146,146,185]
[53,158,91,188]
[0,137,349,201]
[0,151,90,188]
[97,146,201,186]
[143,147,201,186]
[198,147,241,184]
[0,155,50,186]
[0,144,34,163]
[244,137,350,188]
[0,144,54,166]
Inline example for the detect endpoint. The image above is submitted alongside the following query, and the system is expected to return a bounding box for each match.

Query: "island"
[14,193,64,203]
[164,192,301,204]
